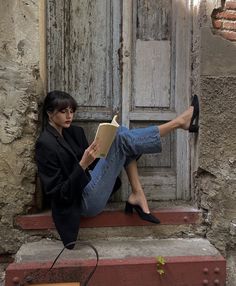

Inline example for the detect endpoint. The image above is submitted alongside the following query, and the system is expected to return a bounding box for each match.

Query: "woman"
[35,90,199,248]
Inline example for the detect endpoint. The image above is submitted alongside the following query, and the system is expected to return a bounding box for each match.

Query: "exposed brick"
[218,30,236,40]
[223,20,236,30]
[212,19,223,29]
[225,0,236,10]
[215,10,236,20]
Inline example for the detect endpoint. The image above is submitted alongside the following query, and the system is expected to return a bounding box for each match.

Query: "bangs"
[44,91,78,117]
[54,97,78,112]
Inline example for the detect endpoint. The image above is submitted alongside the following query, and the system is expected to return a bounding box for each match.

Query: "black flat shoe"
[125,201,160,224]
[189,95,199,133]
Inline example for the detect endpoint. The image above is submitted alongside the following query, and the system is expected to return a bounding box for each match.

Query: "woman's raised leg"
[125,106,197,219]
[159,106,194,137]
[80,104,197,217]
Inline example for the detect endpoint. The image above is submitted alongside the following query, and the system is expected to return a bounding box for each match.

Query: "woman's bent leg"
[80,126,162,217]
[125,160,150,213]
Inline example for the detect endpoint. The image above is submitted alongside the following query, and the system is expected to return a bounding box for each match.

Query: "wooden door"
[47,0,191,201]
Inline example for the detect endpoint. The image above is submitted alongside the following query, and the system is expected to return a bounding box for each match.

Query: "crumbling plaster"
[192,3,236,284]
[0,0,44,253]
[195,0,236,254]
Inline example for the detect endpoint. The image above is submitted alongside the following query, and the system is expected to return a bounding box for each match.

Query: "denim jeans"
[80,125,162,217]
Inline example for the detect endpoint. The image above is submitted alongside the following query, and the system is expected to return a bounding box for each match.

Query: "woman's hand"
[79,140,100,170]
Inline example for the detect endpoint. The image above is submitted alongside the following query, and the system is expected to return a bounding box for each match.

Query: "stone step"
[15,207,202,230]
[15,208,203,241]
[15,205,203,240]
[5,238,226,286]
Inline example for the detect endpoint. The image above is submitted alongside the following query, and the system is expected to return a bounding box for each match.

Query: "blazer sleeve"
[35,140,91,204]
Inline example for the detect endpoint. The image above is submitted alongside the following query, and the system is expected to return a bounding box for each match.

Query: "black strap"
[20,240,99,286]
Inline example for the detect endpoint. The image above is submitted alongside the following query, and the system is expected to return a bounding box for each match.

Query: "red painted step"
[15,207,201,230]
[6,256,226,286]
[5,238,226,286]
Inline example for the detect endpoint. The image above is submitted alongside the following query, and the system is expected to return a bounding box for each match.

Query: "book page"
[111,115,119,127]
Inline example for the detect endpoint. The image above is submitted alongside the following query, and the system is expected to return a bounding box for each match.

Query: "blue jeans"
[80,126,162,217]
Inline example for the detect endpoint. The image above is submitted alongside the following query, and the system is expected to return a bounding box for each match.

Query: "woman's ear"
[47,111,53,121]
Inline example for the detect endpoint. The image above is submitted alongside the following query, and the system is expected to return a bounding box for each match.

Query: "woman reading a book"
[35,90,199,248]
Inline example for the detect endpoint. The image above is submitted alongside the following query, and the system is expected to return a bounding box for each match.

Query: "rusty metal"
[12,277,20,284]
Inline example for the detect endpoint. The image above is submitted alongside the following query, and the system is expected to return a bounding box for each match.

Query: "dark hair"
[43,90,78,125]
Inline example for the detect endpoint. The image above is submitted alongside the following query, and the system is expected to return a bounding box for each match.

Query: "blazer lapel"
[46,124,79,162]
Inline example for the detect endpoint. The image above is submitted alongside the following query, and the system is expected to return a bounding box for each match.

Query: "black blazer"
[35,124,121,249]
[35,124,92,248]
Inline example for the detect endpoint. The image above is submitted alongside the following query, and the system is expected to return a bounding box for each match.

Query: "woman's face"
[48,107,74,130]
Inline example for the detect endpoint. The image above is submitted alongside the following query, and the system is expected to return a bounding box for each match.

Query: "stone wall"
[195,0,236,284]
[0,0,43,253]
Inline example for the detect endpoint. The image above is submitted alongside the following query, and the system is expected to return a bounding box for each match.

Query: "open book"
[95,115,119,158]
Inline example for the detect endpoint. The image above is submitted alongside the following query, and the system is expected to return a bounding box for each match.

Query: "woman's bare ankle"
[176,106,193,130]
[128,191,150,214]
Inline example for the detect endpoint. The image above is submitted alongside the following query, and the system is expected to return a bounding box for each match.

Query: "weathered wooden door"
[47,0,191,201]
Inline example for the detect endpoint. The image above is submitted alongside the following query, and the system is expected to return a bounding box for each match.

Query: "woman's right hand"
[79,140,99,170]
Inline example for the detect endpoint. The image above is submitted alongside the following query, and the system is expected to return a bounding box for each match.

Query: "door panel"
[127,0,176,200]
[47,0,121,123]
[122,0,191,201]
[68,0,110,107]
[134,40,171,108]
[137,0,171,41]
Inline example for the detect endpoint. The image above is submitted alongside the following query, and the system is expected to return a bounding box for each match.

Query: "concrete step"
[15,207,202,229]
[5,238,226,286]
[15,204,204,240]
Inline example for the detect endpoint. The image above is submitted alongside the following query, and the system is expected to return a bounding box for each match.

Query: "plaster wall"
[195,0,236,284]
[0,0,43,253]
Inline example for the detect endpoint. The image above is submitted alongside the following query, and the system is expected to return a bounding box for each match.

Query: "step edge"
[15,208,202,230]
[5,256,226,286]
[6,254,226,270]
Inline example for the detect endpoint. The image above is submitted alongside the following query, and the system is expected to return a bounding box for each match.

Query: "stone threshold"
[15,207,202,230]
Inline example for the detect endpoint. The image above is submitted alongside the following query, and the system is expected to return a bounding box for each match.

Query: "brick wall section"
[212,0,236,41]
[225,0,236,10]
